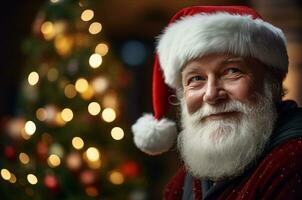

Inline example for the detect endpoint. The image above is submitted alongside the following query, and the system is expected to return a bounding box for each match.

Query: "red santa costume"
[131,6,302,199]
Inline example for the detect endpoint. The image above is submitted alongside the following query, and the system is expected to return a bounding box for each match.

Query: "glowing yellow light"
[47,68,59,82]
[61,108,73,122]
[54,34,73,56]
[88,22,102,34]
[111,127,124,140]
[9,173,17,183]
[55,112,66,126]
[21,128,31,140]
[88,102,101,116]
[36,108,47,121]
[27,174,38,185]
[89,53,102,68]
[50,0,60,3]
[28,71,39,86]
[80,85,94,100]
[109,171,124,185]
[19,152,30,164]
[102,108,116,123]
[24,121,36,136]
[86,147,100,162]
[41,21,55,40]
[72,137,84,150]
[86,186,99,197]
[75,78,89,93]
[87,159,101,169]
[1,169,11,180]
[95,43,109,56]
[47,154,61,168]
[64,84,77,99]
[81,9,94,22]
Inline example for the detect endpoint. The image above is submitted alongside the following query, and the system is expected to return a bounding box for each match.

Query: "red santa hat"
[131,6,288,155]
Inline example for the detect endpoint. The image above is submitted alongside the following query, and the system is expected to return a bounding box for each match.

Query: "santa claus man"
[132,6,302,199]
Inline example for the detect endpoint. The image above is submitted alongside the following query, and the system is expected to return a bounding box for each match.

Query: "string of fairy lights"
[1,0,134,198]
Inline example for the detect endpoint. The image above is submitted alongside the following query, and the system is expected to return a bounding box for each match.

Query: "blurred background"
[0,0,301,199]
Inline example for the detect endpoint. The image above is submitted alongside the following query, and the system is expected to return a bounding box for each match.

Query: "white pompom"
[131,114,178,155]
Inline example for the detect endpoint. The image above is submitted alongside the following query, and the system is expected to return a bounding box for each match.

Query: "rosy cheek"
[184,88,204,113]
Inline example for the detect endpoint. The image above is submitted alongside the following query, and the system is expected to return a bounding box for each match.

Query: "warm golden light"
[88,102,101,116]
[28,71,39,86]
[103,93,118,110]
[95,43,109,56]
[9,173,17,183]
[19,152,30,165]
[1,169,11,180]
[109,171,124,185]
[36,108,47,121]
[87,159,101,169]
[89,53,102,68]
[27,174,38,185]
[47,154,61,168]
[64,84,77,98]
[54,34,73,56]
[111,127,124,140]
[81,9,94,22]
[41,21,55,40]
[102,108,116,123]
[24,121,36,135]
[86,147,100,162]
[75,78,89,93]
[72,137,84,150]
[47,68,59,82]
[88,22,102,34]
[80,85,94,100]
[61,108,73,122]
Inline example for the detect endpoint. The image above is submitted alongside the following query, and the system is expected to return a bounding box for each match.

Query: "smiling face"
[182,53,267,115]
[178,53,278,180]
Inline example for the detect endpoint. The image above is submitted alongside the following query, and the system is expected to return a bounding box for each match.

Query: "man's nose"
[203,77,227,104]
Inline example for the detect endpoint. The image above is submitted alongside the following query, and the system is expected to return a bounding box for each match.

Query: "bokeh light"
[1,169,11,180]
[28,71,39,86]
[101,108,116,122]
[72,137,84,150]
[27,174,38,185]
[36,108,47,121]
[95,43,109,56]
[89,53,102,68]
[86,147,100,162]
[111,127,124,140]
[61,108,73,122]
[81,9,94,21]
[24,121,36,136]
[64,84,77,98]
[109,171,124,185]
[47,154,61,168]
[88,22,102,34]
[75,78,89,93]
[88,102,101,116]
[19,152,30,165]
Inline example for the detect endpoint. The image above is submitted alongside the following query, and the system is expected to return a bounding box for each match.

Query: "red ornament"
[4,146,16,160]
[120,161,140,178]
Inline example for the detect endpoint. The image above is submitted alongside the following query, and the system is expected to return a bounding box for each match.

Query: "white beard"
[178,86,277,181]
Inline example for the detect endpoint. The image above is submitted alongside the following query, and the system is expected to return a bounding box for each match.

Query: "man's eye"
[188,76,205,84]
[226,68,242,74]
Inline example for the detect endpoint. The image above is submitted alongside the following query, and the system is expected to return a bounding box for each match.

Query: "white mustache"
[192,101,246,120]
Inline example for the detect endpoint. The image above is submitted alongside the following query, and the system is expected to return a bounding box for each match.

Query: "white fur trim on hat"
[131,114,177,155]
[157,13,288,88]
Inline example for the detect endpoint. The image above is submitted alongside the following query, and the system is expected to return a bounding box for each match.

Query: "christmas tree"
[0,0,147,199]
